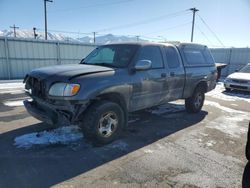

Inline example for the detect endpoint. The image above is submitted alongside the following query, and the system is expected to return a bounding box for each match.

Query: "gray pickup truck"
[24,42,217,144]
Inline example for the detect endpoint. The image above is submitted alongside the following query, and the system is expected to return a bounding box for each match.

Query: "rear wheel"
[80,100,125,145]
[185,87,205,113]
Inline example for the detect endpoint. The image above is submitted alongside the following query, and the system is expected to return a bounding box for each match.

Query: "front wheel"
[246,142,250,160]
[80,100,125,145]
[185,87,205,113]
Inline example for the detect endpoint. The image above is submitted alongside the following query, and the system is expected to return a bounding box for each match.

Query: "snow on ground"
[14,125,83,149]
[106,140,129,151]
[148,102,185,115]
[3,100,24,107]
[0,81,24,94]
[3,97,30,107]
[205,100,249,138]
[206,82,250,103]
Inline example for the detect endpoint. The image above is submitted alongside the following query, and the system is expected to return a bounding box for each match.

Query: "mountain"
[0,29,147,44]
[0,29,78,41]
[78,34,146,44]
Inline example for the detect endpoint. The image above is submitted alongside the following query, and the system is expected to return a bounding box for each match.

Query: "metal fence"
[1,36,250,79]
[210,48,250,77]
[0,37,96,79]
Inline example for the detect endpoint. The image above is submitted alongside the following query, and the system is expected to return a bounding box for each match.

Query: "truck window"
[87,48,115,64]
[183,48,206,64]
[183,46,214,65]
[138,46,164,69]
[165,47,181,69]
[83,44,139,68]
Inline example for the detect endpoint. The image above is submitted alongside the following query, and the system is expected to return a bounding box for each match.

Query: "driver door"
[130,45,168,111]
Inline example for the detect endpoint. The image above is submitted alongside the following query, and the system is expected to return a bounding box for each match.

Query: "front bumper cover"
[224,81,250,92]
[24,98,89,126]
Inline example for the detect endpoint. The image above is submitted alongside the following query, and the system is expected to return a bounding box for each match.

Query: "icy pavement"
[14,125,84,149]
[206,82,250,103]
[0,80,24,94]
[205,100,249,138]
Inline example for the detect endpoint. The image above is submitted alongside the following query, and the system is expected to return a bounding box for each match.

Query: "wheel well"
[94,92,128,126]
[196,81,208,93]
[95,93,127,110]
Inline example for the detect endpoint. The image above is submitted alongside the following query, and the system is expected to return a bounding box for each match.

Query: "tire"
[246,142,250,161]
[185,87,205,113]
[80,100,125,145]
[246,123,250,160]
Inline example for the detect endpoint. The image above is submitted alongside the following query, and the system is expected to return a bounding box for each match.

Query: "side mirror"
[135,60,152,71]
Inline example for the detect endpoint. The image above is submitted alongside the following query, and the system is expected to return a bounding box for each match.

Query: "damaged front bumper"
[24,97,89,126]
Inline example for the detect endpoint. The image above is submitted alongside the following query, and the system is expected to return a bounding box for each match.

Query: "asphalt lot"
[0,81,249,188]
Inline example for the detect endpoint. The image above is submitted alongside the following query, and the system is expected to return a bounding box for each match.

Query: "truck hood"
[29,64,114,80]
[227,72,250,81]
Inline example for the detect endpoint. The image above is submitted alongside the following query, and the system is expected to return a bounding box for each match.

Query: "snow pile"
[0,81,24,94]
[205,101,249,138]
[14,125,83,149]
[206,82,250,103]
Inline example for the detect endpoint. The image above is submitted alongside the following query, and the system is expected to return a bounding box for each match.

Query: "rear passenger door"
[163,46,185,101]
[130,45,168,111]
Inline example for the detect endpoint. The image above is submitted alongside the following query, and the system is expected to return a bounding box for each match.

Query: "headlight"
[49,83,80,97]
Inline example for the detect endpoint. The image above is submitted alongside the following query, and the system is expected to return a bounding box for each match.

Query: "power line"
[96,10,190,32]
[36,28,92,36]
[49,0,135,13]
[144,21,192,35]
[195,23,213,46]
[197,14,224,47]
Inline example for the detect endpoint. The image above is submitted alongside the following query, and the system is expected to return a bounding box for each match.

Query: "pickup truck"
[24,42,217,145]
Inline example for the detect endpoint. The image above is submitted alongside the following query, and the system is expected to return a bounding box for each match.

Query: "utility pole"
[190,7,199,42]
[33,27,38,39]
[136,35,139,42]
[44,0,53,40]
[93,32,96,44]
[10,24,19,37]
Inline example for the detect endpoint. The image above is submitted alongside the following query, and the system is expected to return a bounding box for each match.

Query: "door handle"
[161,73,167,78]
[170,72,175,77]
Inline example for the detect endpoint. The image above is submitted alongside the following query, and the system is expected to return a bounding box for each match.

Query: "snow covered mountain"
[0,29,147,44]
[0,29,78,41]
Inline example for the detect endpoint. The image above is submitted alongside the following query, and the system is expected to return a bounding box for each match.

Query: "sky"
[0,0,249,47]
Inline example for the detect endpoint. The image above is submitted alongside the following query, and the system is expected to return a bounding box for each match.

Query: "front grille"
[232,79,248,84]
[230,84,248,90]
[25,76,46,98]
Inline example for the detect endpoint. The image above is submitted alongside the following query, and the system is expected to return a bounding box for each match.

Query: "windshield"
[239,64,250,73]
[81,44,139,68]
